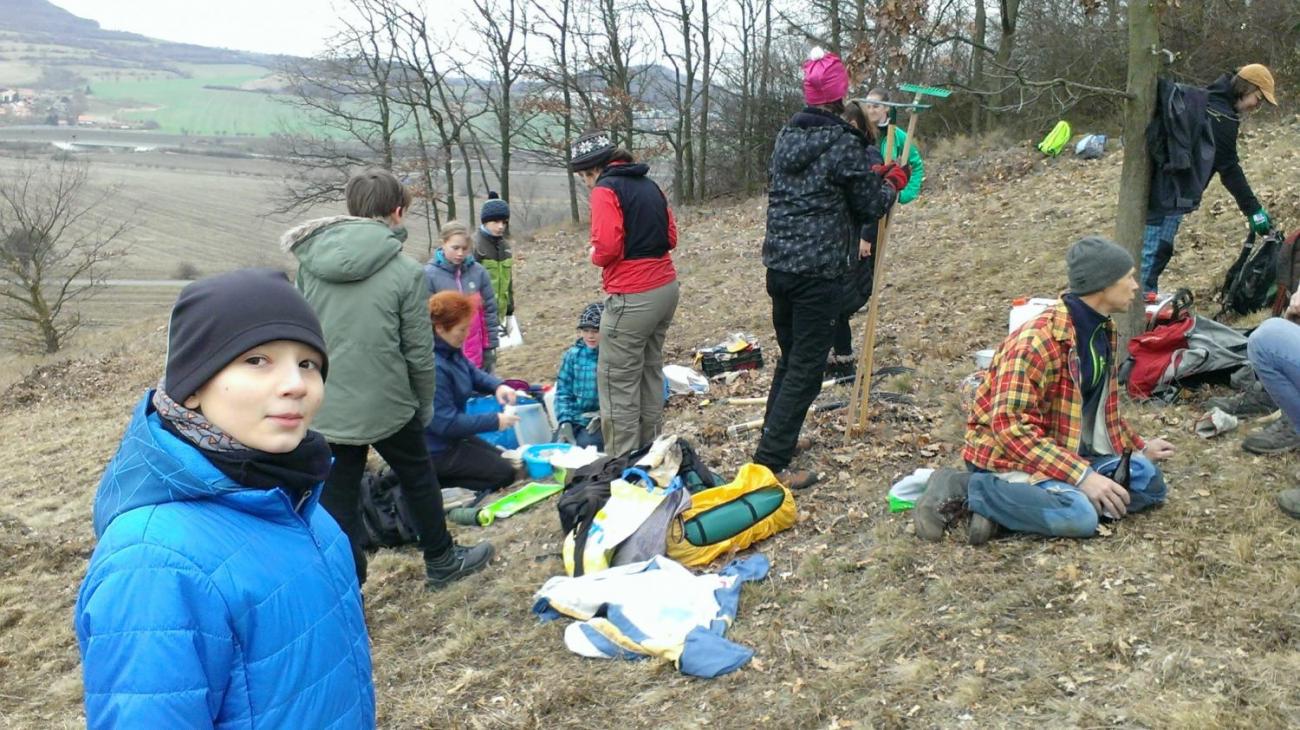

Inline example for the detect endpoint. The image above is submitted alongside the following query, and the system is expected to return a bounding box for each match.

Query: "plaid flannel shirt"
[555,339,600,426]
[962,303,1145,485]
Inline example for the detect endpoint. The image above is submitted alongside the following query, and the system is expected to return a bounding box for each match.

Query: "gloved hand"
[1249,207,1272,235]
[872,162,911,194]
[554,422,577,445]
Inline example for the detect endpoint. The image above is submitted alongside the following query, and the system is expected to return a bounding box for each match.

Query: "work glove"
[1249,207,1272,235]
[872,162,910,194]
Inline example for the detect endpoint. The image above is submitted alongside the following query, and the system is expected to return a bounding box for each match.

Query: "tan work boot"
[913,469,971,541]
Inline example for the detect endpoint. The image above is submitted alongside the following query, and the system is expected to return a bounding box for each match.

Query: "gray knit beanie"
[578,302,603,330]
[1066,236,1134,294]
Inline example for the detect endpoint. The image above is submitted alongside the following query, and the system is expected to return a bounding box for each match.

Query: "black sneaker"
[425,541,495,589]
[1204,386,1277,418]
[825,354,856,381]
[914,469,971,541]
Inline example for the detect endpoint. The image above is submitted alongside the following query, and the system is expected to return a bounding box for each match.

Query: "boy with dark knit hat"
[554,302,605,449]
[76,269,376,728]
[474,191,515,328]
[755,47,908,490]
[917,236,1177,544]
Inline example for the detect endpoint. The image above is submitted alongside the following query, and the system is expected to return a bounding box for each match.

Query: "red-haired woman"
[425,291,519,495]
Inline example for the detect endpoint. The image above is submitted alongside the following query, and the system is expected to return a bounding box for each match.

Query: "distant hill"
[0,0,278,73]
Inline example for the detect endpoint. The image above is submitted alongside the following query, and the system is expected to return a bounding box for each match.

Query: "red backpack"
[1125,315,1249,401]
[1271,229,1300,316]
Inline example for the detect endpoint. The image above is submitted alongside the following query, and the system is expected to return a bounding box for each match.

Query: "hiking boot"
[825,354,856,381]
[1278,489,1300,520]
[425,541,495,590]
[914,469,971,541]
[967,512,998,546]
[775,468,820,490]
[1243,416,1300,455]
[1204,387,1277,418]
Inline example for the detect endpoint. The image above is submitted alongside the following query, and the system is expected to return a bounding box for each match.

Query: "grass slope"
[3,116,1300,727]
[88,65,290,136]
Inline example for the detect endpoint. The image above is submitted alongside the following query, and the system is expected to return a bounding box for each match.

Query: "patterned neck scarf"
[151,383,332,497]
[152,383,245,452]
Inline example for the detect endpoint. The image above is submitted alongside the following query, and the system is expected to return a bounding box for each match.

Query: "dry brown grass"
[5,117,1300,728]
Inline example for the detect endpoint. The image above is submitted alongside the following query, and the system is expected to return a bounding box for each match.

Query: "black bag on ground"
[556,437,724,576]
[1217,230,1281,319]
[359,467,419,549]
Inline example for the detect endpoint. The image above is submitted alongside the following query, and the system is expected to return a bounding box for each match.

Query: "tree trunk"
[971,0,987,133]
[681,0,695,203]
[995,0,1021,111]
[1114,0,1160,346]
[698,0,711,199]
[828,0,842,55]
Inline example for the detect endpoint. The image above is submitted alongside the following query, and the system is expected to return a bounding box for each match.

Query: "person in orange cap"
[1142,64,1278,294]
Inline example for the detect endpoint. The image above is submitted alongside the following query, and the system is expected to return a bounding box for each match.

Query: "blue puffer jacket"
[425,335,505,456]
[75,393,375,729]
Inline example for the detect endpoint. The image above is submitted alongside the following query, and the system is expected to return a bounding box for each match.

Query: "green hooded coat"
[283,216,436,445]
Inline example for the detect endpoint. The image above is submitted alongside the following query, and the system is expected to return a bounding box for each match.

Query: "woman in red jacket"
[569,131,680,456]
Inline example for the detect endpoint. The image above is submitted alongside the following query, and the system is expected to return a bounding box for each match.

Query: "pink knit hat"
[803,48,849,105]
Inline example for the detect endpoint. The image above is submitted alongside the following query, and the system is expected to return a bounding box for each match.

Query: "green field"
[88,64,296,136]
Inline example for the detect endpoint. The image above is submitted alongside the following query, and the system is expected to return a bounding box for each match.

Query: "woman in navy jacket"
[424,290,520,494]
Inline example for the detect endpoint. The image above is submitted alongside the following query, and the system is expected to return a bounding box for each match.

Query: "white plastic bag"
[499,315,524,349]
[663,364,709,395]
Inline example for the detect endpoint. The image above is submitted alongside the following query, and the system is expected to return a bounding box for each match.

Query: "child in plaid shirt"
[554,302,604,449]
[917,237,1176,544]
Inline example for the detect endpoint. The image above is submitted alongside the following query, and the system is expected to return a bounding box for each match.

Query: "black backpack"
[359,468,419,549]
[556,438,722,576]
[1217,229,1282,319]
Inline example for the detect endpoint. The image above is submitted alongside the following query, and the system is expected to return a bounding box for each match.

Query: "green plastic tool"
[473,481,564,526]
[897,82,951,99]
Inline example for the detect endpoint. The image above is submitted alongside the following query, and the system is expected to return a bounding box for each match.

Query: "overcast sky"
[53,0,358,57]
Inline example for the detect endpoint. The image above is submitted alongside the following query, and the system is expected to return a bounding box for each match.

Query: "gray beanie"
[1066,236,1134,294]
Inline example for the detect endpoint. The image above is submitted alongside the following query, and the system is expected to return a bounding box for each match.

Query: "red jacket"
[588,162,677,294]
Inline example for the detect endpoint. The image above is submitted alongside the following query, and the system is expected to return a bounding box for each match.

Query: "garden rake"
[845,82,951,442]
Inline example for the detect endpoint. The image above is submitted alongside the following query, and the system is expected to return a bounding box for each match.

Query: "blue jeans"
[1248,317,1300,433]
[1141,214,1184,294]
[966,455,1168,538]
[572,422,605,450]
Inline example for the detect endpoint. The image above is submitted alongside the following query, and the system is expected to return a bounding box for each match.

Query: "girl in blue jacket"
[75,269,375,729]
[424,290,520,494]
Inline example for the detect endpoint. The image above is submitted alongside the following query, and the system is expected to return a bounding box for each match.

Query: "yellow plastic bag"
[666,463,796,568]
[563,478,666,576]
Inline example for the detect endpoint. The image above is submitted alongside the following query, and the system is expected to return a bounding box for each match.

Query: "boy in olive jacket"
[285,169,493,589]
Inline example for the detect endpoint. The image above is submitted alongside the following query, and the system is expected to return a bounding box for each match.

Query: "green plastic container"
[476,482,564,526]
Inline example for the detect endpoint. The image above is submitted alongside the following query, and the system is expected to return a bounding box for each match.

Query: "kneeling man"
[918,236,1176,543]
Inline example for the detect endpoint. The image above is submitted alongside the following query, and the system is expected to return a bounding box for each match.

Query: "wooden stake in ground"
[845,85,948,441]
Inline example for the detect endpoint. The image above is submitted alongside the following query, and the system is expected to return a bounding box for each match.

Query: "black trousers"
[834,252,875,356]
[432,436,517,494]
[754,268,838,472]
[321,416,451,584]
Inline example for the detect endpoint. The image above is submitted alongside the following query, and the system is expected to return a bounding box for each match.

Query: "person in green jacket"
[284,168,493,590]
[864,88,924,204]
[474,191,514,343]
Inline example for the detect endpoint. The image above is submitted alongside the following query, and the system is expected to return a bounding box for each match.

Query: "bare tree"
[469,0,529,201]
[523,0,582,221]
[1113,0,1160,346]
[0,159,129,353]
[270,0,411,215]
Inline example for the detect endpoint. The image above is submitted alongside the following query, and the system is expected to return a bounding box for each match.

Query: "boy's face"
[865,99,887,126]
[580,327,601,348]
[442,234,470,265]
[484,219,508,236]
[183,340,325,454]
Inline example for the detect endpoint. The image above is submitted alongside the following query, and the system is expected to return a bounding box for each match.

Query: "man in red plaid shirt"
[917,236,1176,544]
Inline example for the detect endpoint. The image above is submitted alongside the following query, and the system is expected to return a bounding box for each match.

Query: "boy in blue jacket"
[75,269,375,729]
[554,302,604,449]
